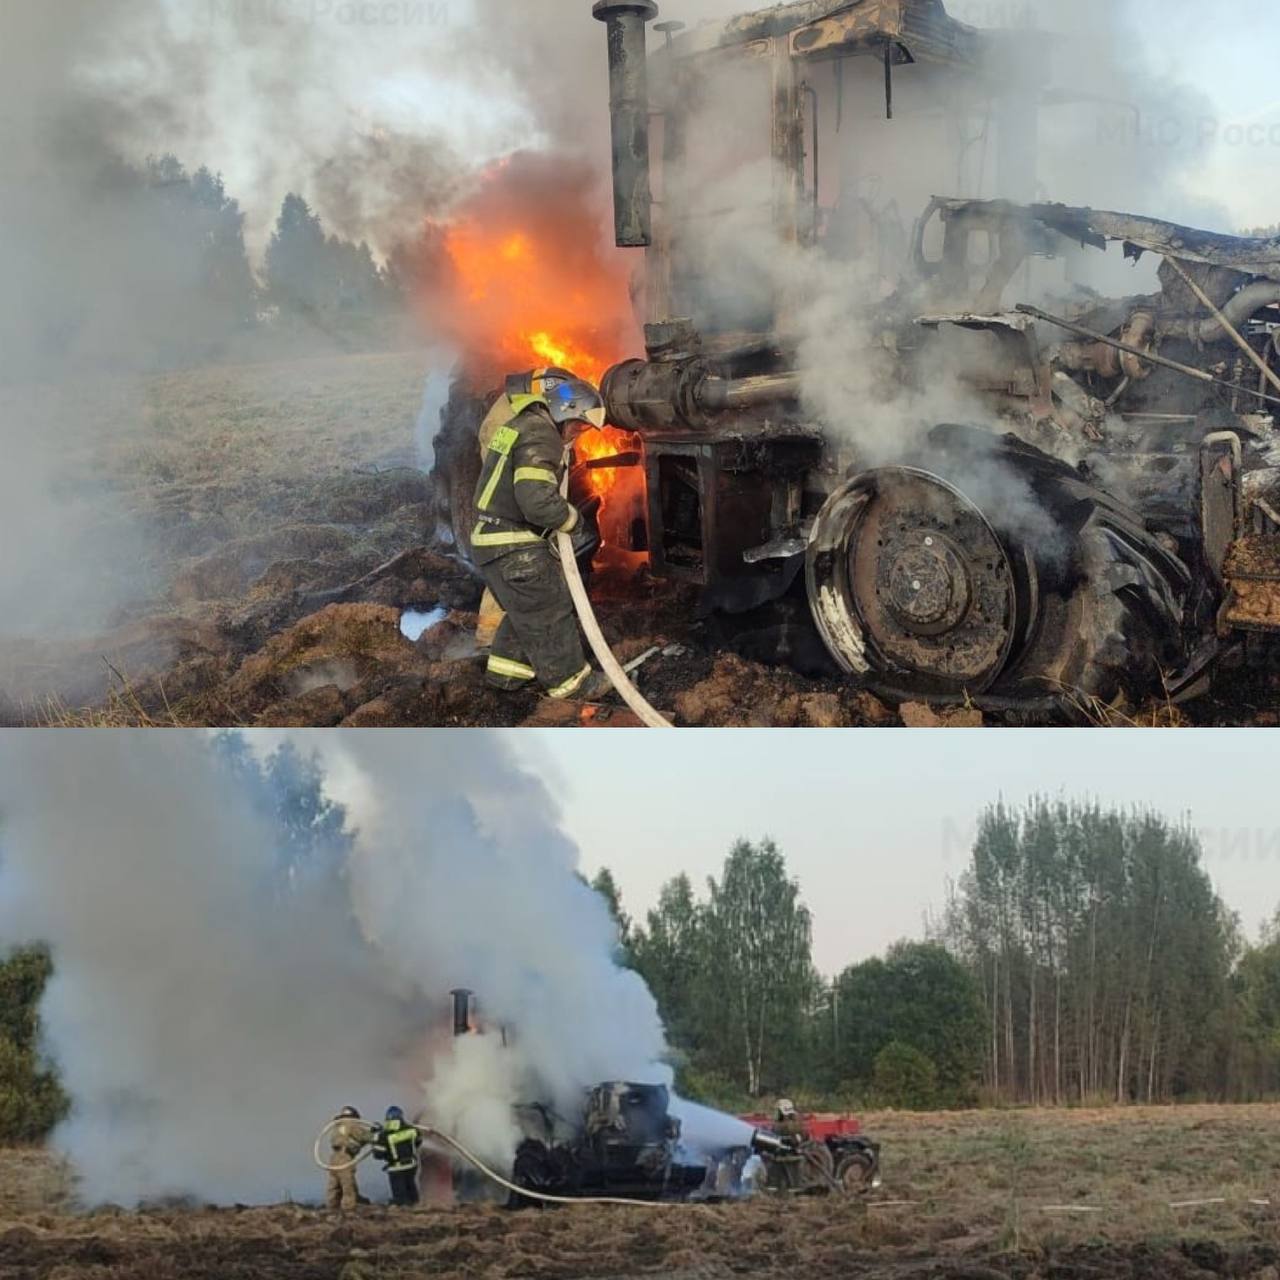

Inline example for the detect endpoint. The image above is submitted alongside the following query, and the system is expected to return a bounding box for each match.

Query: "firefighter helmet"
[776,1099,797,1119]
[508,367,572,399]
[542,371,608,431]
[385,1105,405,1123]
[338,1106,361,1120]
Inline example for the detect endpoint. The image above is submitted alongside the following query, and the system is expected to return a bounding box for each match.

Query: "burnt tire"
[806,425,1191,715]
[508,1140,559,1210]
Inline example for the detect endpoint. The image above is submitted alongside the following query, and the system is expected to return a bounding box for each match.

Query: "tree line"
[3,792,1279,1144]
[593,804,1280,1111]
[22,152,411,376]
[932,801,1274,1106]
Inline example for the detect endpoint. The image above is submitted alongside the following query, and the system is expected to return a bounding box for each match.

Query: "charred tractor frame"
[441,991,880,1206]
[439,0,1280,719]
[510,1082,707,1203]
[507,1085,883,1204]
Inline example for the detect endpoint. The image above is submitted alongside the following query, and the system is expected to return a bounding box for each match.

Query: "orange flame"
[419,155,638,388]
[575,424,638,500]
[407,153,646,540]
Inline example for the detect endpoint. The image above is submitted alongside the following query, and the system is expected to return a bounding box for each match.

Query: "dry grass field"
[0,351,438,723]
[2,1105,1278,1280]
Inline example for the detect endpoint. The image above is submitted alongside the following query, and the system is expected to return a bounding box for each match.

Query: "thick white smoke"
[318,732,673,1164]
[656,0,1251,532]
[0,730,686,1206]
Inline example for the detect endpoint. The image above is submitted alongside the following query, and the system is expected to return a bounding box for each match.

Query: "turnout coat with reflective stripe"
[471,399,579,566]
[373,1120,421,1173]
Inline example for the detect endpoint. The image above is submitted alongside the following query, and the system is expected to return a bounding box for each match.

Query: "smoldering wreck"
[424,0,1280,721]
[7,0,1279,728]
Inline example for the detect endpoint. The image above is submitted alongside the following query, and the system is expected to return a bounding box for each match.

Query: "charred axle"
[602,357,802,433]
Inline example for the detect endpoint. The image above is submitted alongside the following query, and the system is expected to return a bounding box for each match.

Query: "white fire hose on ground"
[556,455,673,729]
[313,1119,841,1209]
[312,1118,684,1208]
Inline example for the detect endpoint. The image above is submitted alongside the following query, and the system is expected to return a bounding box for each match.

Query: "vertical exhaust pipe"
[593,0,659,248]
[450,988,474,1037]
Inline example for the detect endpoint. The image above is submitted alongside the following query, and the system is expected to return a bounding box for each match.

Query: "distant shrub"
[0,947,69,1145]
[674,1066,756,1116]
[872,1041,940,1110]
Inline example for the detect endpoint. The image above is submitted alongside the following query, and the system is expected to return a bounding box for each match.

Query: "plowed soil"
[3,1106,1279,1280]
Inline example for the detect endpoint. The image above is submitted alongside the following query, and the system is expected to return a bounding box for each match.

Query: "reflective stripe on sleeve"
[514,466,559,485]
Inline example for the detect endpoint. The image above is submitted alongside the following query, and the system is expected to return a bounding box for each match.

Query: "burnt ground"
[3,1106,1280,1279]
[3,350,1280,727]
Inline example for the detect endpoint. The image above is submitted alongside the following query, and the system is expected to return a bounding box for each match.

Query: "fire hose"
[556,453,673,729]
[312,1118,682,1207]
[420,1128,690,1208]
[432,1128,845,1205]
[313,1120,841,1207]
[313,1116,377,1174]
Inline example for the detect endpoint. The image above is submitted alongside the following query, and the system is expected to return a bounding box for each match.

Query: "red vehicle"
[741,1111,882,1193]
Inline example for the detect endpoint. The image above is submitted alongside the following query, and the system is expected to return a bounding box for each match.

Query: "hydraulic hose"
[557,457,673,729]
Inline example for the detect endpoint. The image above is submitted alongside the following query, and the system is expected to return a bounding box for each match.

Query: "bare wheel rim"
[807,467,1022,696]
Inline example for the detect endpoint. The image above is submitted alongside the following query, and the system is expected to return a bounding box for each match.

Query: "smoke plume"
[0,0,1261,682]
[0,730,678,1205]
[657,0,1238,538]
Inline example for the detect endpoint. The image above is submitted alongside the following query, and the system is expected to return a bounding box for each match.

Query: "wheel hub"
[806,466,1025,697]
[883,533,972,635]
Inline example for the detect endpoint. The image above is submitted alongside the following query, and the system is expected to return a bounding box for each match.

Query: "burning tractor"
[433,992,881,1207]
[506,1086,882,1205]
[434,0,1280,720]
[509,1082,708,1204]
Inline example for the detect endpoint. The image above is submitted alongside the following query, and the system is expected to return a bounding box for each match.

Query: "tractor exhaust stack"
[593,0,659,248]
[450,987,474,1037]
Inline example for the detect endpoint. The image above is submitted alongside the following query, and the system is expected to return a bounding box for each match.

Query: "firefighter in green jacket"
[768,1100,809,1191]
[470,368,607,700]
[372,1106,422,1206]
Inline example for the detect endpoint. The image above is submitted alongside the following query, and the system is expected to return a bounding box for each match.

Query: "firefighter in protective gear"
[767,1100,811,1191]
[473,368,572,650]
[325,1106,370,1211]
[470,368,608,700]
[774,1099,807,1144]
[373,1106,422,1206]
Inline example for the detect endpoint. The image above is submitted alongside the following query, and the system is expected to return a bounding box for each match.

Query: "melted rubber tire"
[807,426,1192,712]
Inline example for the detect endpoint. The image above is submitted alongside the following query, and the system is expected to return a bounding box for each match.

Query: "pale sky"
[1139,2,1280,229]
[132,1,1280,247]
[519,730,1280,977]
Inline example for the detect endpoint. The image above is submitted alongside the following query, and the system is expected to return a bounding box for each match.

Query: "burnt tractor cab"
[509,1082,708,1204]
[433,0,1280,718]
[581,0,1280,717]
